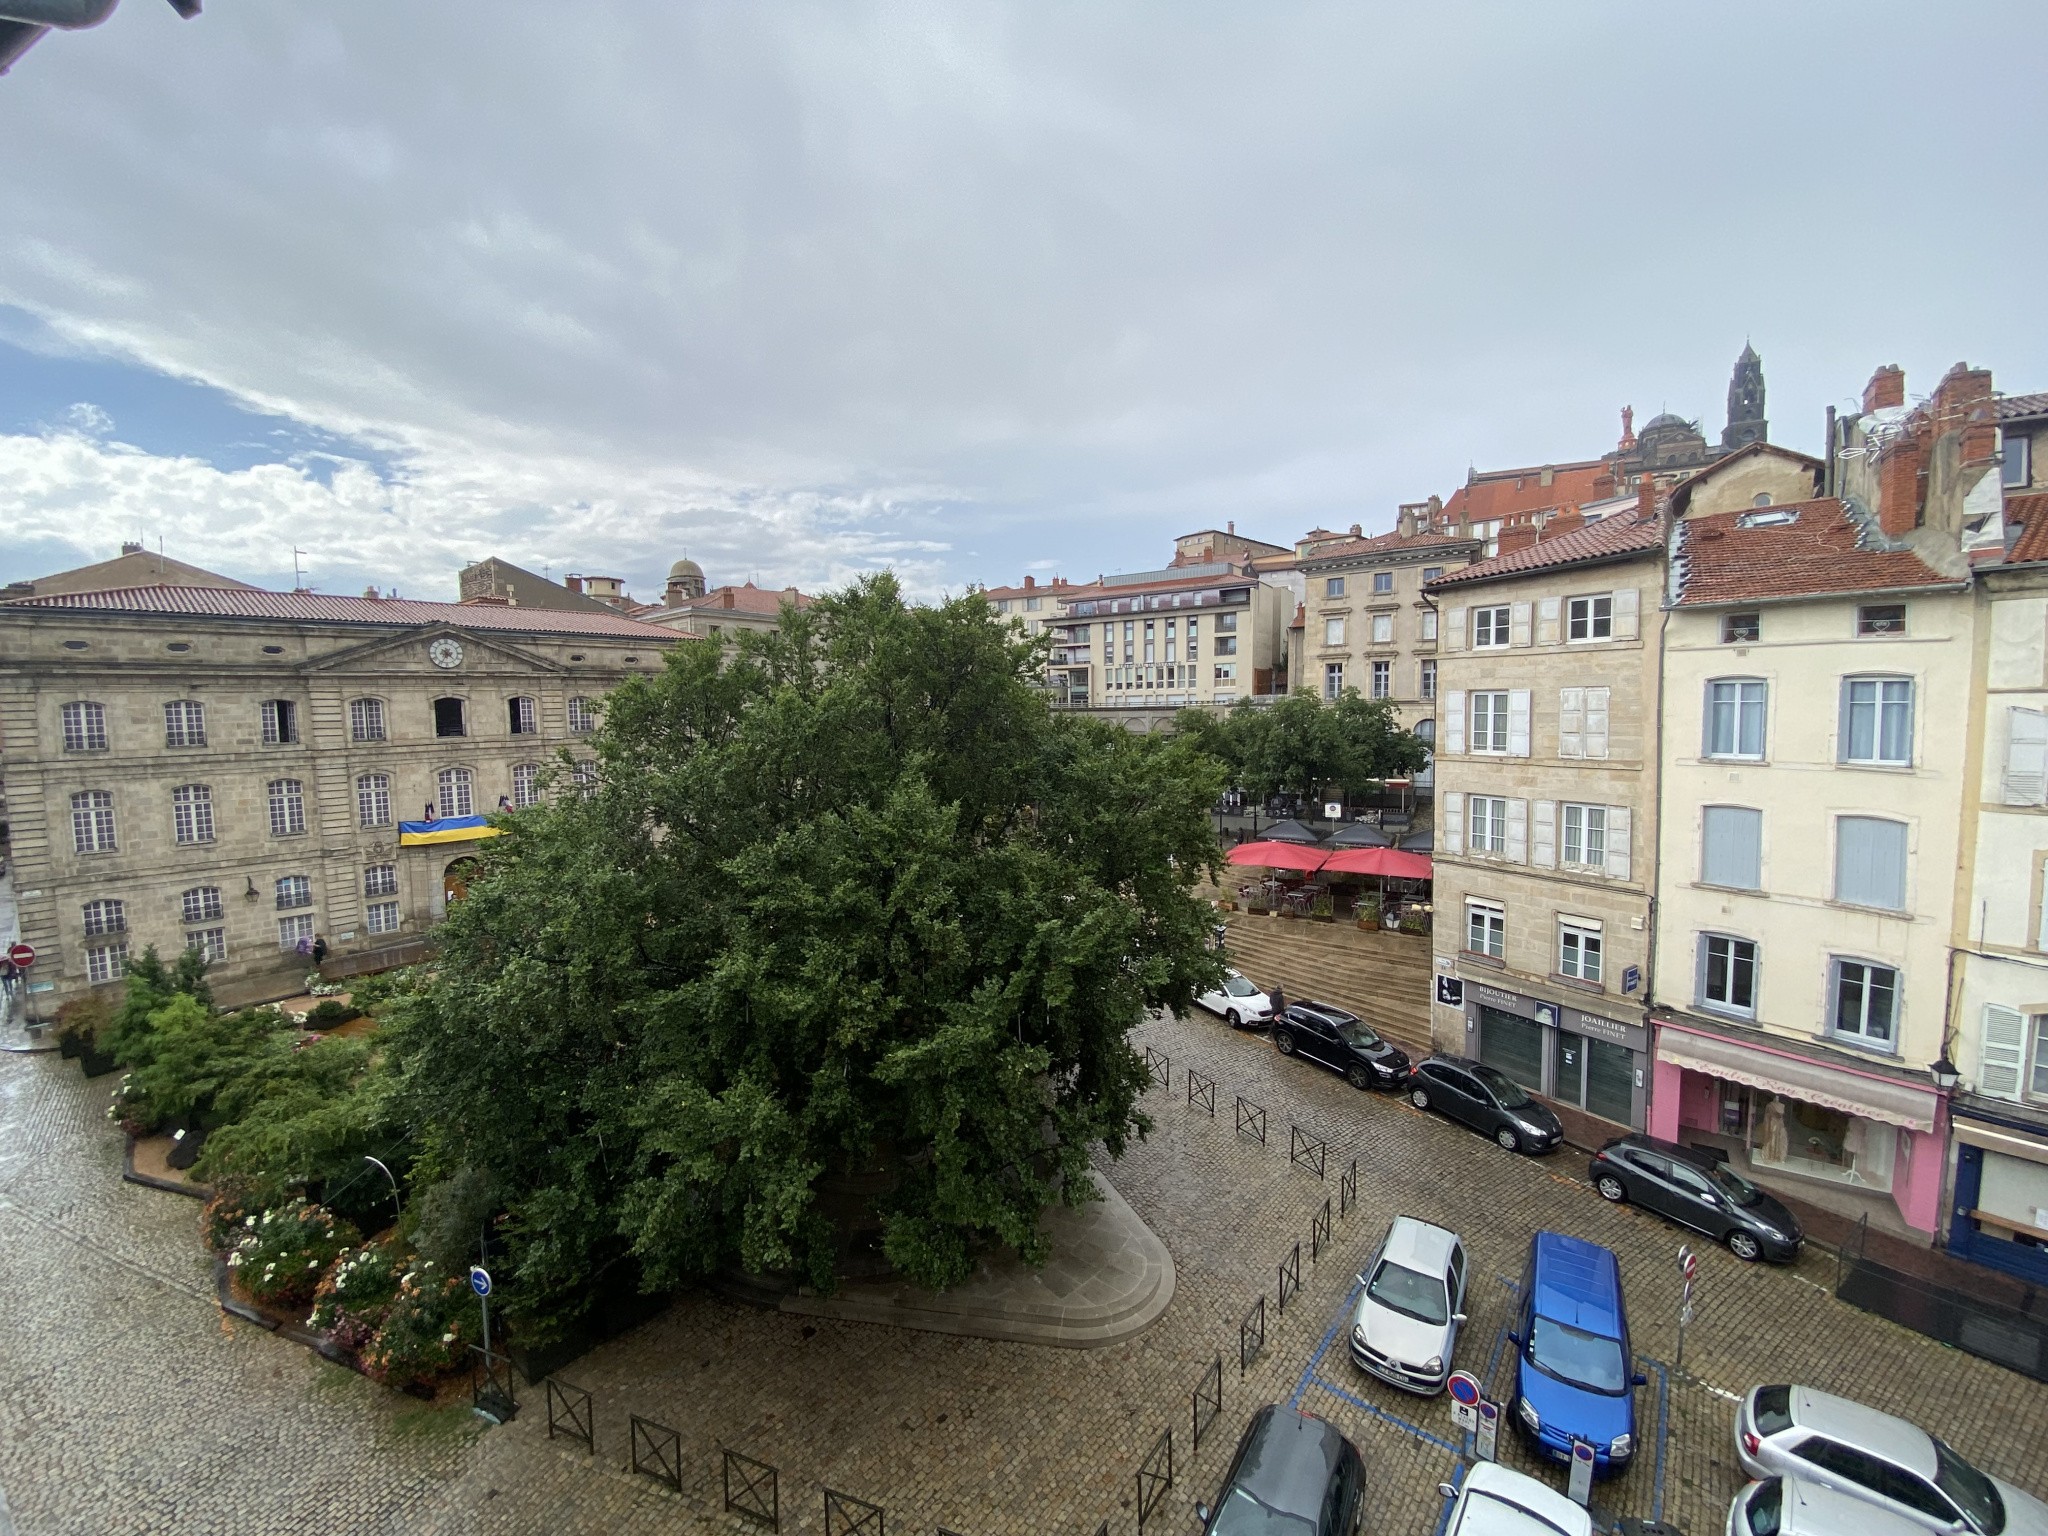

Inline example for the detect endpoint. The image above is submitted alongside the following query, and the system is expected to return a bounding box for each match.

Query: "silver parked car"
[1736,1385,2048,1536]
[1350,1216,1469,1394]
[1730,1476,1934,1536]
[1439,1461,1592,1536]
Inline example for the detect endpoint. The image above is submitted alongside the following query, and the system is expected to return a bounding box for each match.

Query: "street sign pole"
[8,942,37,1034]
[1475,1400,1499,1463]
[1568,1440,1595,1507]
[1676,1245,1698,1375]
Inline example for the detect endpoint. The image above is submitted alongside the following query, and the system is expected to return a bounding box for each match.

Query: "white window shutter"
[1507,689,1532,757]
[1445,606,1466,653]
[2004,707,2048,806]
[1979,1005,2027,1100]
[1444,690,1467,754]
[1585,687,1611,759]
[1442,792,1465,855]
[1536,597,1561,646]
[1559,688,1585,758]
[1506,798,1528,863]
[1510,601,1533,647]
[1613,587,1640,640]
[1532,800,1557,869]
[1606,805,1632,881]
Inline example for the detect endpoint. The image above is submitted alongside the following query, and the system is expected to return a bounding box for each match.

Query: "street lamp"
[1930,1055,1961,1092]
[363,1155,403,1233]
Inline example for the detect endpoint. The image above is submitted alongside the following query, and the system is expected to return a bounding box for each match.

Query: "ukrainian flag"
[398,815,505,847]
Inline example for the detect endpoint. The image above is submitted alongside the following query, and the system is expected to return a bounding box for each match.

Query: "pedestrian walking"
[1268,983,1286,1018]
[311,933,329,966]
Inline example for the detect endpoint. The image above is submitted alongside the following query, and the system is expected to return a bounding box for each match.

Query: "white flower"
[440,1332,455,1344]
[244,1215,257,1228]
[227,1252,243,1268]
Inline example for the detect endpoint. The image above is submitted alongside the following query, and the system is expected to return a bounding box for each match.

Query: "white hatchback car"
[1730,1476,1936,1536]
[1197,968,1273,1029]
[1439,1460,1592,1536]
[1736,1385,2048,1536]
[1350,1215,1469,1394]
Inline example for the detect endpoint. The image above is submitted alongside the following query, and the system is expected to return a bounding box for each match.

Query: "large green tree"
[385,576,1224,1338]
[1178,690,1427,803]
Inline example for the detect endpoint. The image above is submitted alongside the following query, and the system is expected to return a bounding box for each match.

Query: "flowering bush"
[106,1072,153,1137]
[222,1197,358,1310]
[307,1236,403,1357]
[359,1258,471,1391]
[304,972,348,997]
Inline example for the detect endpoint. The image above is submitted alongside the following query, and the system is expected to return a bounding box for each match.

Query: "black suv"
[1587,1135,1802,1262]
[1406,1056,1563,1154]
[1272,1002,1412,1091]
[1198,1404,1365,1536]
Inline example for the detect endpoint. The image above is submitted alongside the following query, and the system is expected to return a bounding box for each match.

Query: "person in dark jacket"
[311,934,329,965]
[1267,984,1286,1018]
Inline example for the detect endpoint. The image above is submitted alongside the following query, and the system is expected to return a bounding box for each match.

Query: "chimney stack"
[121,540,144,556]
[1863,365,1906,414]
[1636,475,1657,522]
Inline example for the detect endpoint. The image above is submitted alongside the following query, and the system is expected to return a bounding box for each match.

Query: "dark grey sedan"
[1589,1135,1802,1261]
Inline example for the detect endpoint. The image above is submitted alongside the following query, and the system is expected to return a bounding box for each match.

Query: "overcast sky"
[1,2,2043,603]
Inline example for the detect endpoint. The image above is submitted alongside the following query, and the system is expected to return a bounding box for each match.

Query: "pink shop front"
[1649,1017,1948,1238]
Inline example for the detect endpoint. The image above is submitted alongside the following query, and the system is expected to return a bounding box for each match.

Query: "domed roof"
[668,557,704,580]
[1641,412,1692,433]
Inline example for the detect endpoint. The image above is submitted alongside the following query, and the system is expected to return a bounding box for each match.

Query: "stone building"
[0,579,678,1009]
[1047,562,1291,714]
[641,561,815,644]
[1423,486,1668,1137]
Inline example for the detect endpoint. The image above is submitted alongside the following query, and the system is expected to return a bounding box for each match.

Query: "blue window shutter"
[1835,816,1907,910]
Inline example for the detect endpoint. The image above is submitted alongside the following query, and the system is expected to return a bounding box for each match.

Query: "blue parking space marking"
[1641,1355,1671,1525]
[1301,1375,1464,1456]
[1430,1460,1468,1536]
[1287,1277,1364,1411]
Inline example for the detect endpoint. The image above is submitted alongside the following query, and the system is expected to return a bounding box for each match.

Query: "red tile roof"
[1996,392,2048,423]
[1439,459,1614,528]
[2006,492,2048,565]
[1670,498,1960,606]
[651,582,815,618]
[1425,512,1663,589]
[2,584,679,638]
[1296,529,1479,565]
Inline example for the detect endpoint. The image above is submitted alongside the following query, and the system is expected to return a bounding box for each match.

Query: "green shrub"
[360,1258,472,1390]
[114,995,295,1134]
[303,999,361,1030]
[223,1197,358,1310]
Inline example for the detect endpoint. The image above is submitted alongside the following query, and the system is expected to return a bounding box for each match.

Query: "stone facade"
[1424,517,1667,1133]
[0,588,675,1008]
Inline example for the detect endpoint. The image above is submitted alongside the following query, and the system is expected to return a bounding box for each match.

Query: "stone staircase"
[1216,911,1434,1055]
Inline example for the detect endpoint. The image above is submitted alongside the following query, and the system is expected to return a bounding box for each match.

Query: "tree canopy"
[1172,690,1427,802]
[384,575,1225,1339]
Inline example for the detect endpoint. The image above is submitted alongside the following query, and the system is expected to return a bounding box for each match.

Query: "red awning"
[1226,841,1329,873]
[1319,847,1433,880]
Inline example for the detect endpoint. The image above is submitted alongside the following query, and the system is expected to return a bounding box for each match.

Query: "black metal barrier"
[1339,1157,1358,1216]
[723,1448,779,1530]
[1836,1215,2048,1382]
[1277,1242,1301,1314]
[544,1377,593,1454]
[1289,1124,1327,1179]
[1187,1066,1217,1116]
[1239,1294,1266,1374]
[630,1414,683,1494]
[824,1487,885,1536]
[1135,1427,1174,1534]
[1143,1046,1170,1088]
[1236,1095,1267,1145]
[1191,1355,1223,1452]
[1310,1197,1332,1262]
[470,1344,518,1423]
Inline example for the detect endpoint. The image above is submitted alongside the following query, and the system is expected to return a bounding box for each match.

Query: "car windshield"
[1224,976,1260,998]
[1208,1486,1317,1536]
[1462,1491,1583,1536]
[1934,1440,2004,1534]
[1367,1259,1448,1325]
[1471,1064,1532,1108]
[1527,1317,1628,1393]
[1336,1021,1383,1049]
[1704,1162,1762,1207]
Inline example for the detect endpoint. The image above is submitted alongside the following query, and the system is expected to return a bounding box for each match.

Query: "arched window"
[357,773,391,828]
[511,762,541,809]
[267,778,306,837]
[437,766,475,817]
[508,696,539,735]
[70,789,116,854]
[567,696,598,734]
[172,784,215,845]
[81,898,125,937]
[60,701,108,752]
[349,697,387,743]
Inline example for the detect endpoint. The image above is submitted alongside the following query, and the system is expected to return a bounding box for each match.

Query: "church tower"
[1721,343,1768,452]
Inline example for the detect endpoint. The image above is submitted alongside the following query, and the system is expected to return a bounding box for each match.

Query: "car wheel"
[1595,1174,1628,1203]
[1346,1064,1373,1091]
[1495,1125,1520,1153]
[1276,1031,1297,1056]
[1225,1009,1240,1029]
[1409,1086,1430,1110]
[1727,1230,1763,1262]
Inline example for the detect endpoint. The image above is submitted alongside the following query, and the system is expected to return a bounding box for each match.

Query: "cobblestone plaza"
[4,1005,2045,1535]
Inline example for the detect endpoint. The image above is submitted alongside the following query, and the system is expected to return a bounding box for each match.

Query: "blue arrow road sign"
[469,1265,492,1298]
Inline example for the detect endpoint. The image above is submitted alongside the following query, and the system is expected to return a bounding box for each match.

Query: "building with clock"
[0,564,679,1010]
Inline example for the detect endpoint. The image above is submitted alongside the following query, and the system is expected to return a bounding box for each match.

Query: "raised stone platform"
[776,1170,1175,1348]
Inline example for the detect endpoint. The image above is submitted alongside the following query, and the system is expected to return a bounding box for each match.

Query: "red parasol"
[1226,840,1330,873]
[1318,847,1433,880]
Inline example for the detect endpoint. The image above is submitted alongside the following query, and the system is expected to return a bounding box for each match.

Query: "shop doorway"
[1551,1030,1636,1124]
[1477,1006,1544,1093]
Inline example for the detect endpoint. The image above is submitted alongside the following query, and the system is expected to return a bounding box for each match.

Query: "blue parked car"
[1508,1232,1645,1476]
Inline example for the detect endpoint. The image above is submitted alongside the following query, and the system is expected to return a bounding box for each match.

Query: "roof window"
[1737,509,1799,529]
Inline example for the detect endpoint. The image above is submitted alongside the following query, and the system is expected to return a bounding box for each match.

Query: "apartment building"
[1049,563,1291,711]
[1646,364,1987,1241]
[1286,503,1480,743]
[1424,491,1667,1135]
[0,576,675,1009]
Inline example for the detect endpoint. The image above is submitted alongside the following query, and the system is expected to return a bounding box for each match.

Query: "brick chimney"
[1636,474,1656,522]
[1496,525,1540,556]
[1023,574,1035,589]
[1929,362,1995,465]
[564,574,584,594]
[1863,365,1906,414]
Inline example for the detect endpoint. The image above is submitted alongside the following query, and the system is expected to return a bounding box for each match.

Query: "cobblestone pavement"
[3,1010,2046,1536]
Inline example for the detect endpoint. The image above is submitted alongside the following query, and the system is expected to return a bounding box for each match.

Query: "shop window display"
[1747,1092,1894,1191]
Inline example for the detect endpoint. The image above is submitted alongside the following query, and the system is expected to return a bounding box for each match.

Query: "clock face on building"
[429,638,465,669]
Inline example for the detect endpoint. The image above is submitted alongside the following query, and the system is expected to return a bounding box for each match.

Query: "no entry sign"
[6,942,34,969]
